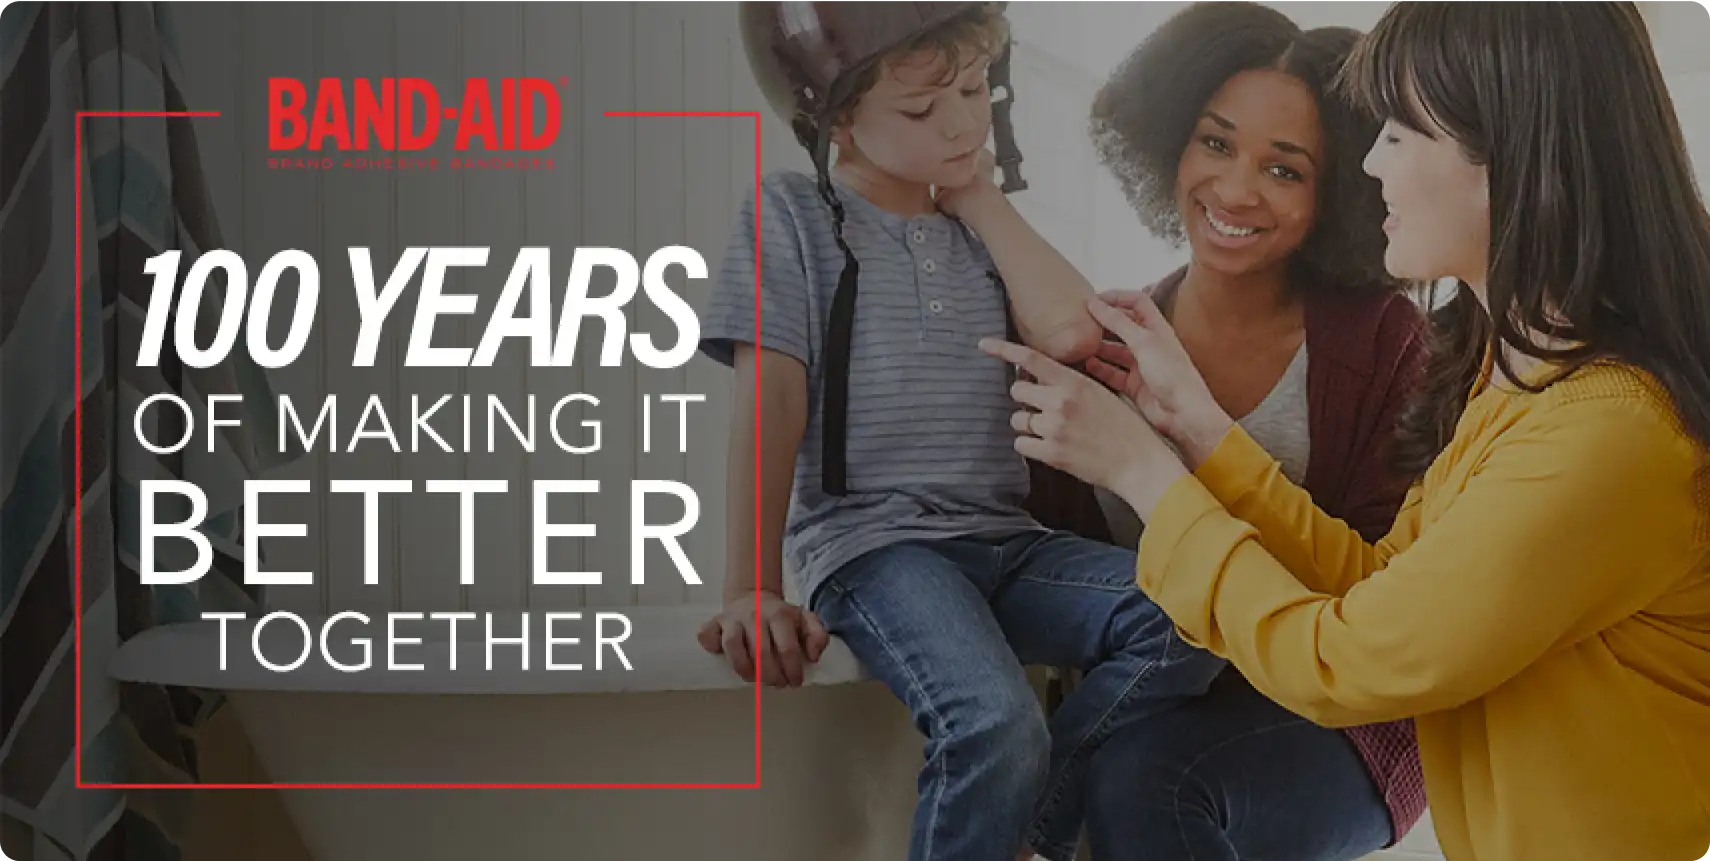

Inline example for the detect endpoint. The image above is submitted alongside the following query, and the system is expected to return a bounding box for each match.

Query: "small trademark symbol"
[559,77,568,87]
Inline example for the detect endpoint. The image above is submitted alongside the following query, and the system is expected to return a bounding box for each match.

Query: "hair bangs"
[1339,4,1456,142]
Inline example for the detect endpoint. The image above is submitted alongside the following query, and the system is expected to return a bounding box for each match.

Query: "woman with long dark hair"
[984,3,1710,859]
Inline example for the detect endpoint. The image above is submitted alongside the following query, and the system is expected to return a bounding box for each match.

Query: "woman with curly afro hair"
[1015,3,1434,860]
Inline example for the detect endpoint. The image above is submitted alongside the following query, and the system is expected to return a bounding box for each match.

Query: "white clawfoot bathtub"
[108,606,925,861]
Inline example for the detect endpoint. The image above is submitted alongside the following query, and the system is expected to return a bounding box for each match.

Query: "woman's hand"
[979,336,1190,522]
[1081,291,1235,470]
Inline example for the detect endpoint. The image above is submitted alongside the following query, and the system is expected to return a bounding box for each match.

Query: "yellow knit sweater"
[1138,362,1710,861]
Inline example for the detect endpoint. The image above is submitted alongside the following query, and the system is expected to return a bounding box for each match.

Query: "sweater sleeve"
[1138,396,1706,728]
[1192,424,1422,597]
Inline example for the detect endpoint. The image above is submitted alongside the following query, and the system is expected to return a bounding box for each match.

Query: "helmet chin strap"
[989,40,1026,194]
[810,120,863,497]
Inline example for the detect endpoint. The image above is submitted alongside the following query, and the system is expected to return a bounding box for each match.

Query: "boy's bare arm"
[723,344,807,603]
[940,160,1105,365]
[697,343,829,688]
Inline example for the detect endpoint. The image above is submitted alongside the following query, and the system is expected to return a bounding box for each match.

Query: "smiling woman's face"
[1175,68,1324,278]
[1361,113,1491,291]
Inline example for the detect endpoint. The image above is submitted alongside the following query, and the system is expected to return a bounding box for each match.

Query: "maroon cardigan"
[1024,267,1431,844]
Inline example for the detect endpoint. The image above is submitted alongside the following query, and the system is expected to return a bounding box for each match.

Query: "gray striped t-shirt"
[698,171,1040,605]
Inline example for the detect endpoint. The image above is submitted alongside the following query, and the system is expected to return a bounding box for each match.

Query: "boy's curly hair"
[827,5,1010,127]
[1090,2,1397,294]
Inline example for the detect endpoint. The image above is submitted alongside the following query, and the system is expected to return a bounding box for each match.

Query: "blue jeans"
[1085,666,1395,861]
[810,531,1226,861]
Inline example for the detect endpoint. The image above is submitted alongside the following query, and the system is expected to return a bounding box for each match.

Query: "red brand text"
[268,77,563,152]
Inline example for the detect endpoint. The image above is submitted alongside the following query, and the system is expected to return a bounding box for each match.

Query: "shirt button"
[929,299,944,314]
[923,259,937,274]
[912,229,927,244]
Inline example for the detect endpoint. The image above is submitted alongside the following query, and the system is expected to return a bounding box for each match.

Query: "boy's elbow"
[1036,316,1104,365]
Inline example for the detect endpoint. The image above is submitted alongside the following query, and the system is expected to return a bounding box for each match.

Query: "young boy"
[696,5,1225,859]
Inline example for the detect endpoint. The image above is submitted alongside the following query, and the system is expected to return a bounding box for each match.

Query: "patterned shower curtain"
[2,3,291,858]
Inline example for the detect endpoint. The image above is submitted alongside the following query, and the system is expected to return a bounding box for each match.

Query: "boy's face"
[836,49,993,189]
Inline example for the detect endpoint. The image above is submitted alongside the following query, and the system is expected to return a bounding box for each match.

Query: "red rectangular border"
[74,109,765,790]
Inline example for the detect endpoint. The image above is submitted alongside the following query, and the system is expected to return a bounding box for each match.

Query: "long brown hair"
[1341,2,1710,474]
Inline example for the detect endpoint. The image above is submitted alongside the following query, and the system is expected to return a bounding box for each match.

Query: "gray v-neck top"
[1237,341,1312,485]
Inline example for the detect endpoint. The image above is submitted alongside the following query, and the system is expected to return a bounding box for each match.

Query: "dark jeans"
[1085,667,1395,861]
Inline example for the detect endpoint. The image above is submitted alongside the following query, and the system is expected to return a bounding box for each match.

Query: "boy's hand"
[697,590,831,688]
[934,148,1002,222]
